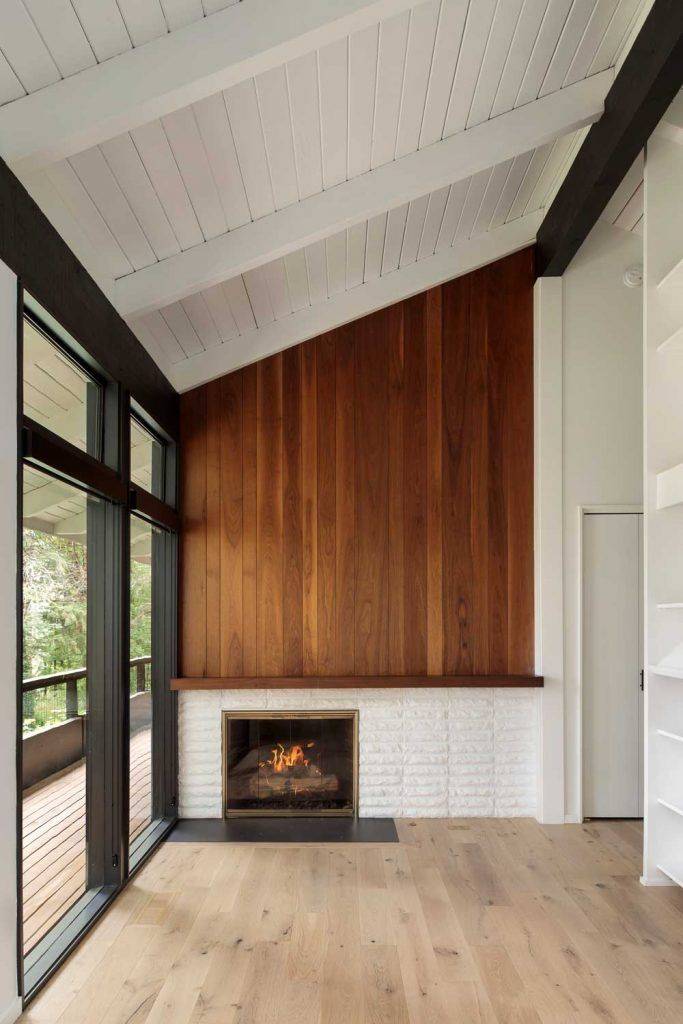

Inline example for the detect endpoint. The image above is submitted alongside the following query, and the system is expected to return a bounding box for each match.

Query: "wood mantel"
[171,675,544,690]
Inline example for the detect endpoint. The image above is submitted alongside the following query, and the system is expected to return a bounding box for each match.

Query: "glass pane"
[129,516,154,844]
[22,467,93,954]
[130,417,163,497]
[23,315,100,455]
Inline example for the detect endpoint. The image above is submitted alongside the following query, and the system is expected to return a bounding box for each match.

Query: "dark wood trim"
[536,0,683,276]
[171,675,544,690]
[131,486,180,532]
[0,155,178,437]
[22,416,128,504]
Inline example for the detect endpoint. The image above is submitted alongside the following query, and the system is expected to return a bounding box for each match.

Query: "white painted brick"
[178,688,539,819]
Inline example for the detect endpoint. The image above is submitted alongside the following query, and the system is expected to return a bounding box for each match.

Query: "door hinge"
[640,669,644,691]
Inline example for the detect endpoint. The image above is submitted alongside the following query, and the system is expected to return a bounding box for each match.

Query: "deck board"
[22,726,152,954]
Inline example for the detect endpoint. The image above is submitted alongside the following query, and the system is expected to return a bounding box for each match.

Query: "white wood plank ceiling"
[0,0,650,390]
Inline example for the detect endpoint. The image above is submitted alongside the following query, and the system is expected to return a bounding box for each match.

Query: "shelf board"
[170,673,544,690]
[657,256,683,291]
[656,462,683,509]
[657,603,683,609]
[649,663,683,679]
[657,862,683,887]
[658,797,683,818]
[657,325,683,354]
[658,728,683,743]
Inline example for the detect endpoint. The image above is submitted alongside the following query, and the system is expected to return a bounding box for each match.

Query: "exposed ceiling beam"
[170,209,542,392]
[23,479,75,517]
[114,72,610,319]
[537,0,683,276]
[0,0,422,177]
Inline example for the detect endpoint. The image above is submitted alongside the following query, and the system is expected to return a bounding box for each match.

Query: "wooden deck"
[22,726,152,954]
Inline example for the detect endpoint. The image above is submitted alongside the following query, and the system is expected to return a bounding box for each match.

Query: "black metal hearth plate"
[167,817,399,843]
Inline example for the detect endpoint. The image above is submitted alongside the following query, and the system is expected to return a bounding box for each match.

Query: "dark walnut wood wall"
[179,247,534,682]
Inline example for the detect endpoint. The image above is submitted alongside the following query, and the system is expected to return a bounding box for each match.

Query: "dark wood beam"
[0,155,179,438]
[537,0,683,277]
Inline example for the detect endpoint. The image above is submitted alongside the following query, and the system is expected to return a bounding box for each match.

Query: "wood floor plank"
[23,819,683,1024]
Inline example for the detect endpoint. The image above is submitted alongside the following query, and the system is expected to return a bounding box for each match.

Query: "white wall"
[562,219,644,821]
[0,259,20,1022]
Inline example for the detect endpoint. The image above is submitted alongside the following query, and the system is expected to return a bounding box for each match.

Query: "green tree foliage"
[22,526,153,733]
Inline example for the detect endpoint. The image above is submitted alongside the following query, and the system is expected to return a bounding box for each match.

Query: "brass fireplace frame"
[221,709,359,818]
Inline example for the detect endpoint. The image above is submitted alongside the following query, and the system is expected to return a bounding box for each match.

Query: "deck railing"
[22,656,152,789]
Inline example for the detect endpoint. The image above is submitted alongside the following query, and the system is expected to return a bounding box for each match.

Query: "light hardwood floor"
[19,818,683,1024]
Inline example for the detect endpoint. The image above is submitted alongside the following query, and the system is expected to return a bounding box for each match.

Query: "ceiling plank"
[169,209,542,392]
[537,0,683,276]
[115,72,610,318]
[0,0,424,176]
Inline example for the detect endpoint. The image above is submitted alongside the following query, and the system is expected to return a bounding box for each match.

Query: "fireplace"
[222,710,358,817]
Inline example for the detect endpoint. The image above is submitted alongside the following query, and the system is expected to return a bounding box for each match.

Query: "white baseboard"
[0,996,22,1024]
[640,875,676,887]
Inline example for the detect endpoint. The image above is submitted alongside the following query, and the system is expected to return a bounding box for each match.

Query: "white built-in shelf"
[658,797,683,818]
[649,663,683,679]
[657,325,683,354]
[657,256,683,291]
[657,862,683,887]
[657,602,683,609]
[658,728,683,743]
[656,462,683,509]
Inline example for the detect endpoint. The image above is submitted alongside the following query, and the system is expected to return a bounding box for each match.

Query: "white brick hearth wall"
[179,688,539,818]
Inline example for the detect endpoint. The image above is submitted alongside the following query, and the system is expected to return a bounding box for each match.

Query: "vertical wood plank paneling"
[335,325,355,674]
[179,249,535,681]
[387,305,405,674]
[220,371,243,676]
[403,293,428,674]
[205,380,221,677]
[242,364,258,676]
[256,355,284,675]
[469,267,490,675]
[317,334,337,674]
[485,260,509,673]
[442,275,474,675]
[301,340,318,674]
[505,249,535,674]
[426,288,443,675]
[355,309,390,675]
[179,387,207,676]
[282,346,304,675]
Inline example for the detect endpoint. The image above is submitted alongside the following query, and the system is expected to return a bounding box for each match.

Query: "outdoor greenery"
[22,526,152,735]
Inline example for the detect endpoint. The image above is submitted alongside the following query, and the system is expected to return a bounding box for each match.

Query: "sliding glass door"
[19,295,179,998]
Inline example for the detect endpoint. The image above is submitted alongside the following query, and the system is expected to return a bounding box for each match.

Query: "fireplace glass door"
[223,711,358,816]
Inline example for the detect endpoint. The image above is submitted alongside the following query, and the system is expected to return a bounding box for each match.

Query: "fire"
[259,740,319,774]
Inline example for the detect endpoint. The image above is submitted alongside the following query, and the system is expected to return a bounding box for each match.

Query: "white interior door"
[583,512,644,818]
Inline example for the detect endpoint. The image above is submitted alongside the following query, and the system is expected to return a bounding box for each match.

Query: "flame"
[259,741,320,774]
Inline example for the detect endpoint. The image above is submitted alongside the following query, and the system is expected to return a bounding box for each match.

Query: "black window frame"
[17,288,179,1002]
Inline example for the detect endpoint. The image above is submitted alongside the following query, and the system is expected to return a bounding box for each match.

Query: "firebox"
[222,710,358,817]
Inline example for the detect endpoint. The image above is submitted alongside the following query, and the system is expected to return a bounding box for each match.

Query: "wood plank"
[426,288,443,676]
[301,340,318,675]
[505,249,535,674]
[219,370,243,676]
[179,388,207,677]
[387,305,405,674]
[282,346,304,676]
[317,335,337,674]
[354,309,390,675]
[242,364,258,676]
[256,355,284,675]
[205,379,221,677]
[334,326,355,675]
[403,292,428,674]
